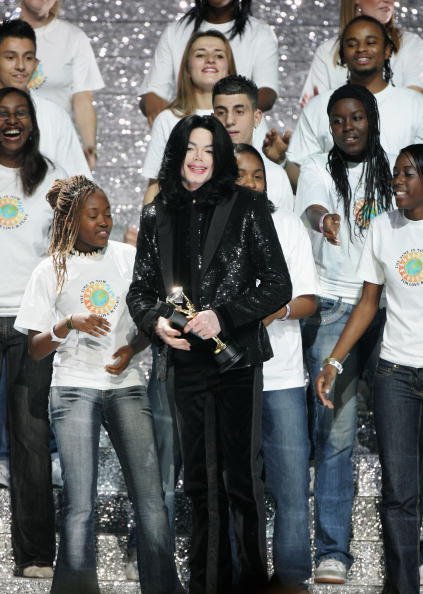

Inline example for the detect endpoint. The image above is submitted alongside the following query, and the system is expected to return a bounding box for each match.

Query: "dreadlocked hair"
[182,0,252,39]
[326,84,393,238]
[47,176,103,293]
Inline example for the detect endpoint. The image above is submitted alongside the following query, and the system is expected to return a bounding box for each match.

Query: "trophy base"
[214,344,244,373]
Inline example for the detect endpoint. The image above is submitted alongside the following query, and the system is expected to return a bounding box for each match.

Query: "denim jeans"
[49,385,179,594]
[0,359,8,459]
[374,359,423,594]
[262,387,311,583]
[0,316,55,569]
[302,297,385,567]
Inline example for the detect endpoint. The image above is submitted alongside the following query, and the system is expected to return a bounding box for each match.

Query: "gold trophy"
[164,286,243,372]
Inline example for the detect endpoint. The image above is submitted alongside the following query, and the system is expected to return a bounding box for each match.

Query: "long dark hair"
[0,87,49,195]
[339,15,395,84]
[158,114,238,208]
[326,84,392,236]
[181,0,252,39]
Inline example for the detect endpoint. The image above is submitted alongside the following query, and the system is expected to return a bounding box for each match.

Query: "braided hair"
[326,84,393,237]
[46,176,103,292]
[339,15,395,84]
[182,0,252,39]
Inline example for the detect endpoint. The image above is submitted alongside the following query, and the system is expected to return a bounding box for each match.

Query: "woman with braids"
[315,143,423,593]
[15,176,181,594]
[301,0,423,103]
[0,86,66,578]
[138,0,278,125]
[296,83,393,584]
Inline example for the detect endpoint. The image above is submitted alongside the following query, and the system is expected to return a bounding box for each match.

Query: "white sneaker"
[314,559,347,584]
[0,459,10,488]
[125,549,139,581]
[419,564,423,586]
[22,565,54,578]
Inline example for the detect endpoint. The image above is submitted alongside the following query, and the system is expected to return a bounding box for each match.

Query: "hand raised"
[70,313,111,337]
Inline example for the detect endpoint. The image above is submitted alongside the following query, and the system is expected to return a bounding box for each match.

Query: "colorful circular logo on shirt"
[353,198,378,230]
[0,196,28,229]
[396,250,423,286]
[80,280,119,315]
[27,62,46,91]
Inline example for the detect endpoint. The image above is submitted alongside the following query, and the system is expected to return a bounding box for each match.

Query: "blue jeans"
[302,297,385,567]
[49,385,179,594]
[262,387,311,583]
[374,359,423,594]
[0,316,55,569]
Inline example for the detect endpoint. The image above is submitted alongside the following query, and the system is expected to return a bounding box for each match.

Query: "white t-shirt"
[0,162,66,316]
[301,31,423,99]
[288,85,423,166]
[32,94,92,178]
[296,153,391,303]
[28,19,104,114]
[139,16,279,100]
[15,241,144,390]
[264,210,319,390]
[358,210,423,368]
[261,153,294,211]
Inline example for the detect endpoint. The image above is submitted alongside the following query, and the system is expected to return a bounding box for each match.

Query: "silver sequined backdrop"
[3,0,422,236]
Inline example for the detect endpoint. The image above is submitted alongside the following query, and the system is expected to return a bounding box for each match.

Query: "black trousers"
[174,354,267,594]
[0,317,55,569]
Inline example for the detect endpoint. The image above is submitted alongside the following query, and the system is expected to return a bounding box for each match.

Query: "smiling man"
[269,15,423,172]
[0,18,90,177]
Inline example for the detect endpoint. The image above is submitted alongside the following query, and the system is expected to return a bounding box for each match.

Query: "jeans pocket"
[376,359,397,377]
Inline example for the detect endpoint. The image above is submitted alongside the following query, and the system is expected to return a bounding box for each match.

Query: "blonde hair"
[47,176,103,292]
[169,30,237,117]
[338,0,401,52]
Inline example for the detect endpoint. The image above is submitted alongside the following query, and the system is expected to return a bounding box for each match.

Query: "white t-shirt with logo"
[0,162,66,316]
[288,85,423,166]
[264,210,319,390]
[28,19,104,114]
[15,241,143,390]
[139,16,279,100]
[32,94,92,177]
[358,210,423,368]
[301,31,423,100]
[296,153,392,303]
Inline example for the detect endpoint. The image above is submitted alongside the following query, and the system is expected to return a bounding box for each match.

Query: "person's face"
[0,37,37,90]
[180,127,214,191]
[329,98,369,158]
[74,191,113,253]
[213,93,262,144]
[355,0,394,24]
[342,20,391,78]
[392,152,423,219]
[187,36,230,92]
[0,91,33,161]
[207,0,234,8]
[235,151,266,192]
[21,0,57,19]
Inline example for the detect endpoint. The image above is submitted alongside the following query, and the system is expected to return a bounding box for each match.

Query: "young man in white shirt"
[264,16,423,190]
[212,75,294,211]
[0,19,91,177]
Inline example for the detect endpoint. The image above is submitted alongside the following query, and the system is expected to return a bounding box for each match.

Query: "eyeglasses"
[0,110,31,121]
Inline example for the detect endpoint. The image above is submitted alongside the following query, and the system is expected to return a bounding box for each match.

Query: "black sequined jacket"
[127,185,292,367]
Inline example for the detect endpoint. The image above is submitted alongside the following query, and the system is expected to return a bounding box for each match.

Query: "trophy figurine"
[162,286,244,373]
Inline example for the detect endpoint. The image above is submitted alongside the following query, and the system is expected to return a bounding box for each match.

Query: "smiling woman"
[14,175,180,594]
[0,86,66,579]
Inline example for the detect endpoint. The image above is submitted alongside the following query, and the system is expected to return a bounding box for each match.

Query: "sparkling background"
[3,0,422,236]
